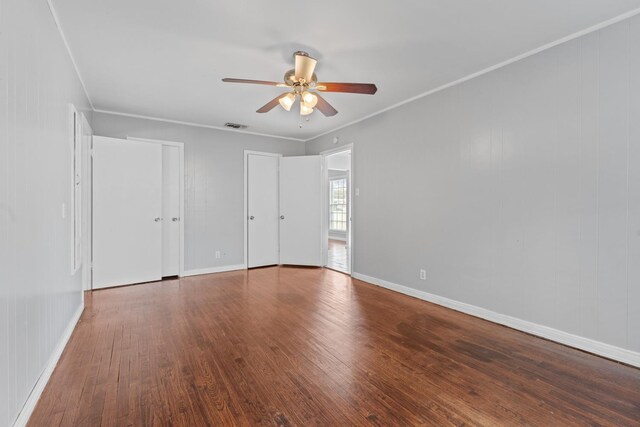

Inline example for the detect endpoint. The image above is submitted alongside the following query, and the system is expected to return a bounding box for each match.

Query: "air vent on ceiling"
[224,122,247,130]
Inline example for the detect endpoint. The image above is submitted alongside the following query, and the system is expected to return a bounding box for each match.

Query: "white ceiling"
[52,0,640,141]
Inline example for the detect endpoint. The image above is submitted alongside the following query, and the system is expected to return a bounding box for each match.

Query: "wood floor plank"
[28,267,640,426]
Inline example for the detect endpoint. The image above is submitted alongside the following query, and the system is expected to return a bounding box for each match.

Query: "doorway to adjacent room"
[323,147,352,274]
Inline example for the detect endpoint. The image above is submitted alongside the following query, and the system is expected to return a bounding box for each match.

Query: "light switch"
[61,203,67,219]
[355,188,360,196]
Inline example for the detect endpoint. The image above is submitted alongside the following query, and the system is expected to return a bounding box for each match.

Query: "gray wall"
[0,0,92,424]
[307,16,640,354]
[91,112,306,272]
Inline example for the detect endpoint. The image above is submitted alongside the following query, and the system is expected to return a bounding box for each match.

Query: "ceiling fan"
[222,51,377,117]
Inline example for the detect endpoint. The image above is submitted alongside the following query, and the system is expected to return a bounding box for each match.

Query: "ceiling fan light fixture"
[279,93,296,111]
[222,50,377,119]
[300,102,314,116]
[301,91,318,108]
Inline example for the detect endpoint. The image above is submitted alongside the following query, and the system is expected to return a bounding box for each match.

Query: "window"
[329,177,347,231]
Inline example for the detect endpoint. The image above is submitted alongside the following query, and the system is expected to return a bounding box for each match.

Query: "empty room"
[2,0,640,426]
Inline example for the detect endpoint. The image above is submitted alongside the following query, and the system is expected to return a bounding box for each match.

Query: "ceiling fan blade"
[256,94,285,113]
[222,78,282,86]
[316,82,377,95]
[294,52,317,83]
[314,93,338,117]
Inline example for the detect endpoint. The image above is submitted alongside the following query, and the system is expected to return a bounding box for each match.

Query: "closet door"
[92,136,163,288]
[247,154,280,268]
[162,145,181,277]
[279,155,323,266]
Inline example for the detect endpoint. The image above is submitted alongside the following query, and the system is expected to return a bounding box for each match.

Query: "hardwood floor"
[29,267,640,426]
[327,239,349,273]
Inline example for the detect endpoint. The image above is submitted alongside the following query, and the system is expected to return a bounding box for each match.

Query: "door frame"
[127,136,185,277]
[321,144,354,275]
[80,112,93,291]
[68,104,81,276]
[244,150,282,268]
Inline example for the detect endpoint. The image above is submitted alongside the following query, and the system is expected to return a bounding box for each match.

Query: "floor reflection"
[327,239,350,273]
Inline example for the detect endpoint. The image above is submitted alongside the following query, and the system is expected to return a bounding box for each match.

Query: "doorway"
[323,147,353,274]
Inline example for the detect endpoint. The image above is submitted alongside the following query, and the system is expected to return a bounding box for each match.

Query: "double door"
[247,154,322,268]
[92,136,181,289]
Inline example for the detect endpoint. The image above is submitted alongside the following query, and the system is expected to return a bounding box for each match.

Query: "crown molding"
[304,6,640,143]
[46,0,94,110]
[49,1,640,143]
[93,109,306,142]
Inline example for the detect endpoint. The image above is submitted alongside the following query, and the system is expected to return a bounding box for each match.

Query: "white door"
[280,156,323,266]
[247,154,280,268]
[162,145,180,276]
[93,136,163,288]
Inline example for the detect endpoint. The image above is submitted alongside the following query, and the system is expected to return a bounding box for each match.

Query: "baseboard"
[352,272,640,368]
[13,301,85,427]
[181,264,246,277]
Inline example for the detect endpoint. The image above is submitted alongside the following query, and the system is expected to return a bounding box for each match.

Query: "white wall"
[91,112,306,273]
[307,15,640,359]
[327,152,350,171]
[0,0,92,425]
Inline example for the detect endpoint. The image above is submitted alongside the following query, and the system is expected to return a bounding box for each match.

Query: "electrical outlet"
[355,188,360,196]
[215,251,221,259]
[419,269,426,280]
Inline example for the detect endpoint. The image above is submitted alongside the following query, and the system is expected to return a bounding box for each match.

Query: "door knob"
[172,217,179,222]
[249,216,255,220]
[280,215,285,220]
[154,217,162,222]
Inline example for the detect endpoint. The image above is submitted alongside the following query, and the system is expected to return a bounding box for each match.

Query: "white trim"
[320,144,354,157]
[46,1,94,110]
[352,273,640,368]
[127,136,184,147]
[305,7,640,142]
[95,109,305,142]
[181,264,246,277]
[127,137,186,277]
[13,302,84,427]
[243,150,283,269]
[80,113,93,291]
[69,104,81,275]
